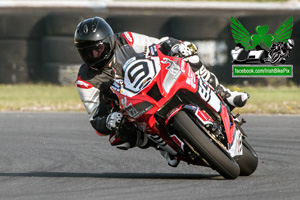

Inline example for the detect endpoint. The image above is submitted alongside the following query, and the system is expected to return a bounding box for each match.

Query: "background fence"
[0,1,299,85]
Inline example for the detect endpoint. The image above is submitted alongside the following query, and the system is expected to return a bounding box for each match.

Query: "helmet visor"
[77,42,111,67]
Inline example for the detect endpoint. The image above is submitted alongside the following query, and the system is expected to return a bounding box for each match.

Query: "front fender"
[165,104,213,126]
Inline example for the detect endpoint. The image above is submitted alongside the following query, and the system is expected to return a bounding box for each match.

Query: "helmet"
[287,39,294,50]
[74,17,115,69]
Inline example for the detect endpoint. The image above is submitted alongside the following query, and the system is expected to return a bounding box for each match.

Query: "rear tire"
[171,111,240,179]
[236,140,258,176]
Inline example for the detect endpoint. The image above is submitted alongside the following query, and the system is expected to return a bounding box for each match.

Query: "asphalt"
[0,112,300,200]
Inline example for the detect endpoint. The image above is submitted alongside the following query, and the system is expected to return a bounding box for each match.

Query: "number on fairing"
[123,59,158,93]
[198,77,211,102]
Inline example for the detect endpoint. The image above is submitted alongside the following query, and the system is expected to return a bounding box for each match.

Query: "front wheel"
[171,111,240,179]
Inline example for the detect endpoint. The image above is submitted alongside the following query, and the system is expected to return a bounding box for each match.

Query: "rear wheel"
[236,139,258,176]
[171,111,240,179]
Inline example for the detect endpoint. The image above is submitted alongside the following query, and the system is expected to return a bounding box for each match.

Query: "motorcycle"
[110,44,258,179]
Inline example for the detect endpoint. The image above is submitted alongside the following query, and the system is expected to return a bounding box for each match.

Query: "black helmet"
[74,17,115,69]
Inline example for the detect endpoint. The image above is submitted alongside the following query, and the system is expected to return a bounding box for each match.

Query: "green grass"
[0,84,83,112]
[0,84,300,114]
[116,0,288,2]
[228,86,300,114]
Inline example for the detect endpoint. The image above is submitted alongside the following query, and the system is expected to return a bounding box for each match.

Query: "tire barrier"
[0,12,44,83]
[0,13,44,39]
[0,10,299,85]
[0,39,41,83]
[0,39,40,62]
[44,12,107,37]
[106,15,170,38]
[159,16,229,40]
[42,62,80,85]
[0,61,29,83]
[40,36,81,85]
[41,36,81,63]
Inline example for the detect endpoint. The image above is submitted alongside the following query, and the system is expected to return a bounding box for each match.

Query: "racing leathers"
[77,32,160,136]
[75,31,248,166]
[76,32,204,136]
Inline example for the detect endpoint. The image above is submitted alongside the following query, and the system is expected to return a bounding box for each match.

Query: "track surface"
[0,112,300,200]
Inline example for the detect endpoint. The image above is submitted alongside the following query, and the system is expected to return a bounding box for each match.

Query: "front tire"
[171,111,240,179]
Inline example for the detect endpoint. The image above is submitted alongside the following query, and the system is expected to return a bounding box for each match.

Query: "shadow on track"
[0,172,221,180]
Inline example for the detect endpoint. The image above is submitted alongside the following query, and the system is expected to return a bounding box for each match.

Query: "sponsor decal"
[123,57,137,72]
[76,76,93,89]
[170,134,185,150]
[161,58,181,93]
[149,45,158,56]
[121,32,134,47]
[186,65,197,90]
[121,96,153,118]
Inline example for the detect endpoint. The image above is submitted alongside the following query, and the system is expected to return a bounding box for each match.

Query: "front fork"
[156,76,243,159]
[196,76,243,158]
[166,104,243,159]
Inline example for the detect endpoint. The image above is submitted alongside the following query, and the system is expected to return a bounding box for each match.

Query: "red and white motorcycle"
[111,44,258,179]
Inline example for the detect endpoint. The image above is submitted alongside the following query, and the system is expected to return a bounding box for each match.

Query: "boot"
[215,84,250,111]
[109,121,152,150]
[159,150,180,167]
[195,65,250,111]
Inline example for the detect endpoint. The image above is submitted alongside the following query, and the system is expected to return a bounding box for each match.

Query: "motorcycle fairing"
[111,44,243,159]
[197,76,222,113]
[219,105,243,157]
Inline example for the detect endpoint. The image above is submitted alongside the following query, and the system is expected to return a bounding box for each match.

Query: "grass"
[0,84,83,112]
[156,0,294,1]
[228,86,300,114]
[0,84,300,114]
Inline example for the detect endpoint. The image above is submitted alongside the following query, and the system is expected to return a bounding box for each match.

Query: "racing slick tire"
[171,111,240,179]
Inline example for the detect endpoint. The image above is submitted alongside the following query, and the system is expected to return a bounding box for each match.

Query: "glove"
[106,112,123,131]
[170,41,198,58]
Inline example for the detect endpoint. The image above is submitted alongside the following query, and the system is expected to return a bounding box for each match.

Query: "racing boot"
[159,150,180,167]
[109,123,153,150]
[110,129,179,167]
[215,84,250,111]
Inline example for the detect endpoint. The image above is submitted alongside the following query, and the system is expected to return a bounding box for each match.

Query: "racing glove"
[106,112,123,131]
[170,41,198,58]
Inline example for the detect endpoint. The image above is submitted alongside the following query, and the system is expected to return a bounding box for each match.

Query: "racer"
[74,17,250,167]
[267,39,294,64]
